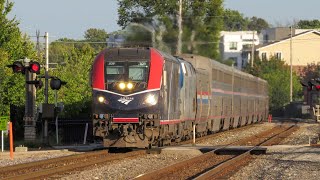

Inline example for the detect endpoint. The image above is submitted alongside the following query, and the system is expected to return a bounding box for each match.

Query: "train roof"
[179,54,267,84]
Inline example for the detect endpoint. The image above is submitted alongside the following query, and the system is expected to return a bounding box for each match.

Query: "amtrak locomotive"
[91,47,269,148]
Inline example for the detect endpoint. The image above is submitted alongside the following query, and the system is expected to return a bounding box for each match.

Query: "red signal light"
[316,85,320,90]
[10,61,24,73]
[30,63,39,72]
[29,62,41,74]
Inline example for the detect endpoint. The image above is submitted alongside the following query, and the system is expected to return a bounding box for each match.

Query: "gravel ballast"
[230,122,320,180]
[0,150,81,167]
[1,121,319,179]
[60,122,277,179]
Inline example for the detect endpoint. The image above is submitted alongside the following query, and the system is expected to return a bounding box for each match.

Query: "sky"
[9,0,320,41]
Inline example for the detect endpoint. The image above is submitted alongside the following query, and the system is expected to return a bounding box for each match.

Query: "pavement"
[52,143,105,152]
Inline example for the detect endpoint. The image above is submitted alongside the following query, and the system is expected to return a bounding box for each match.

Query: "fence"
[48,119,93,145]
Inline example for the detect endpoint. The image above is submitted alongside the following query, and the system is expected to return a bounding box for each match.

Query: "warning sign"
[0,116,9,131]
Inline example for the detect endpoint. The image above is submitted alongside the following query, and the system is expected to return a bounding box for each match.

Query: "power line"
[51,41,108,44]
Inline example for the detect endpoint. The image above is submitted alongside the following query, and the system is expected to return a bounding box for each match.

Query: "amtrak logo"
[118,97,134,105]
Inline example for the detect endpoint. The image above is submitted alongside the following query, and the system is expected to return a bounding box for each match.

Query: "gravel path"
[0,150,81,167]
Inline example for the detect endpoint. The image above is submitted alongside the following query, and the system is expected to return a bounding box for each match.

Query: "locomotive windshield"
[129,62,148,81]
[105,61,149,93]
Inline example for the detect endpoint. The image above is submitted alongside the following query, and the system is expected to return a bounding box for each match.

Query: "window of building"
[264,34,269,43]
[261,52,267,60]
[229,42,237,50]
[275,52,282,60]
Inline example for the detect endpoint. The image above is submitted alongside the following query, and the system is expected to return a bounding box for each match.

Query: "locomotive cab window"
[105,61,150,93]
[106,62,125,82]
[129,62,148,81]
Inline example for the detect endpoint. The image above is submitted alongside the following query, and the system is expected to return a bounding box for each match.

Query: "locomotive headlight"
[127,82,133,89]
[98,96,105,103]
[145,94,157,105]
[119,82,126,90]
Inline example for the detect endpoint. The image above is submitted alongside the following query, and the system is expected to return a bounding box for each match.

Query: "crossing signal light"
[50,77,67,90]
[7,61,41,74]
[29,62,41,74]
[7,61,25,73]
[300,80,313,91]
[26,79,43,89]
[315,78,320,90]
[300,80,308,87]
[307,79,320,91]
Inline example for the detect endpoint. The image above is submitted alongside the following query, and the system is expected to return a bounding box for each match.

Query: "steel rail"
[2,150,144,180]
[195,125,298,179]
[179,122,260,145]
[135,124,298,180]
[0,150,108,178]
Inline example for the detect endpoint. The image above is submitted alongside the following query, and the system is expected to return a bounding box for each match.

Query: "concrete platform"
[52,143,105,152]
[149,145,267,155]
[265,144,320,163]
[15,146,28,152]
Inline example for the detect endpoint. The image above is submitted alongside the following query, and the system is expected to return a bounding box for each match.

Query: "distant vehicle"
[90,47,269,148]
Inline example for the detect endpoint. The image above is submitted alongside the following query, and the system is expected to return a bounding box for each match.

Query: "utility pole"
[23,58,37,141]
[44,32,49,104]
[36,30,41,59]
[177,0,183,55]
[251,31,255,68]
[44,32,49,142]
[290,26,293,102]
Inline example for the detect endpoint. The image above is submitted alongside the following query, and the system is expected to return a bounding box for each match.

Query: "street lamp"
[290,26,293,102]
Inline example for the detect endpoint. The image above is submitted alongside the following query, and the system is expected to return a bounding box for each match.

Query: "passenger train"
[91,47,269,148]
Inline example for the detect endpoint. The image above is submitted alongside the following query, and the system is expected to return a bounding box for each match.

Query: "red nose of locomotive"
[91,48,164,147]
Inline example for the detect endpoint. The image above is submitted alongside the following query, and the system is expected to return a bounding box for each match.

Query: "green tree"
[0,0,36,116]
[48,36,97,118]
[117,0,224,58]
[245,56,302,113]
[301,62,320,81]
[222,10,269,33]
[83,28,108,52]
[297,19,320,29]
[49,38,77,64]
[247,16,269,33]
[84,28,108,42]
[222,9,249,31]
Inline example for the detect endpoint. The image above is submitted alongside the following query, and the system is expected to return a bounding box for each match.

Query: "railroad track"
[180,123,257,145]
[0,149,145,180]
[135,124,299,180]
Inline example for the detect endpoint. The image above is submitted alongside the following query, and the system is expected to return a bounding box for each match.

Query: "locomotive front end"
[91,48,163,148]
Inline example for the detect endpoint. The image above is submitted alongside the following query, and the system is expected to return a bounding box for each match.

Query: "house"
[220,31,259,69]
[259,27,295,44]
[243,30,320,72]
[258,30,320,67]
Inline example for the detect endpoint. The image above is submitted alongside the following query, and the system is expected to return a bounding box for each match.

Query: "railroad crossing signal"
[7,60,41,74]
[26,79,43,89]
[301,79,320,91]
[50,77,67,90]
[7,61,24,73]
[7,60,43,88]
[29,62,41,74]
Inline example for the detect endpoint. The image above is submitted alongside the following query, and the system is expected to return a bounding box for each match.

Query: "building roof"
[256,30,320,51]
